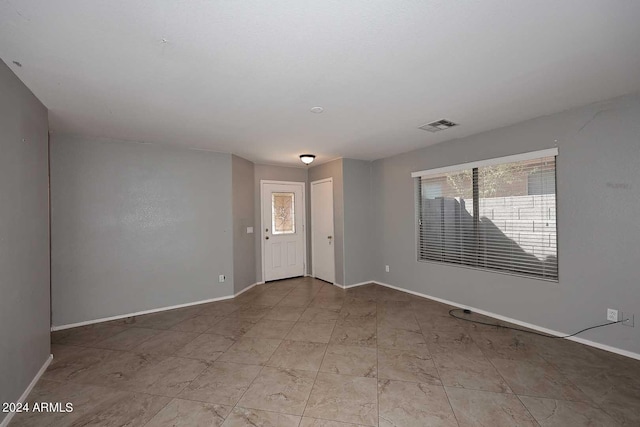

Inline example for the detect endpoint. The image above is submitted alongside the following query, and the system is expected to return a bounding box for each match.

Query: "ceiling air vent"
[419,119,458,133]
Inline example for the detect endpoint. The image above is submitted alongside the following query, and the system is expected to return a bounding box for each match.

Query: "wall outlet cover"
[607,308,618,322]
[219,274,225,283]
[247,227,254,234]
[385,265,390,273]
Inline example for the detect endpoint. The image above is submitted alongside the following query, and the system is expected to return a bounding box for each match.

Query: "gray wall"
[309,159,345,285]
[372,93,640,354]
[0,61,50,418]
[51,135,234,326]
[342,159,374,286]
[253,164,308,283]
[232,155,256,294]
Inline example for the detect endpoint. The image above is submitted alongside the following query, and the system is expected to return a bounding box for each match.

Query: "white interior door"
[311,178,335,283]
[261,181,305,282]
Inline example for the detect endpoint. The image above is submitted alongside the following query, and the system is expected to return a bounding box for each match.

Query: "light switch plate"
[247,227,254,234]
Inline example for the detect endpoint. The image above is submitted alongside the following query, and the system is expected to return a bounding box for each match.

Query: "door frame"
[260,180,307,283]
[310,177,334,282]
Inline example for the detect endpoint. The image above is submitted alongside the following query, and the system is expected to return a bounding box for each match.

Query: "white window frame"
[411,148,558,178]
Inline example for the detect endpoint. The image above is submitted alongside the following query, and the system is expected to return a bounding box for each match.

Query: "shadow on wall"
[478,214,558,277]
[420,197,557,279]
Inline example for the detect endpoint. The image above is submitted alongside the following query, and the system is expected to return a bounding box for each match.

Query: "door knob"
[327,236,332,239]
[265,236,270,240]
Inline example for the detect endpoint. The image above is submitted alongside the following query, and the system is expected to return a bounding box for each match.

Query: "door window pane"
[272,192,295,234]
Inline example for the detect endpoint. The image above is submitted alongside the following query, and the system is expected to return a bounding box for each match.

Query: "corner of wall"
[0,59,51,416]
[232,155,256,294]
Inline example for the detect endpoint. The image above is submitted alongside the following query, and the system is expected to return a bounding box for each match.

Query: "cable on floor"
[448,308,626,339]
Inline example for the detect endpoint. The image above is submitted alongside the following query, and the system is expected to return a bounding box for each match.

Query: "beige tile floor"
[11,277,640,426]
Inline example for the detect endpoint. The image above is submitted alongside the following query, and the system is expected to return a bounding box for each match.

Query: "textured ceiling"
[2,0,640,166]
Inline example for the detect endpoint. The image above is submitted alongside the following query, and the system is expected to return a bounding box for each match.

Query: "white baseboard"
[48,276,639,361]
[0,354,53,427]
[52,294,235,331]
[51,282,268,332]
[235,282,258,297]
[372,280,640,361]
[331,281,372,290]
[343,281,374,289]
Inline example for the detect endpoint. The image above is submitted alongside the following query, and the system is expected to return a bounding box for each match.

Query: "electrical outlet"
[621,312,634,327]
[385,265,390,273]
[607,308,618,322]
[219,274,225,283]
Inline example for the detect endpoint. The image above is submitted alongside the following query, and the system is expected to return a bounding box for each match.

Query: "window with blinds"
[414,149,558,281]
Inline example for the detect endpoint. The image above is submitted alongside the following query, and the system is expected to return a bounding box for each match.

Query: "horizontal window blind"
[416,153,558,281]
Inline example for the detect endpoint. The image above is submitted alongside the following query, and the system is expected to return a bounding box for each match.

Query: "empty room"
[1,1,639,426]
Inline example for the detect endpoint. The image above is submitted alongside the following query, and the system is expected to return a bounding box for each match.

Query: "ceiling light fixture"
[299,154,316,165]
[310,106,324,113]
